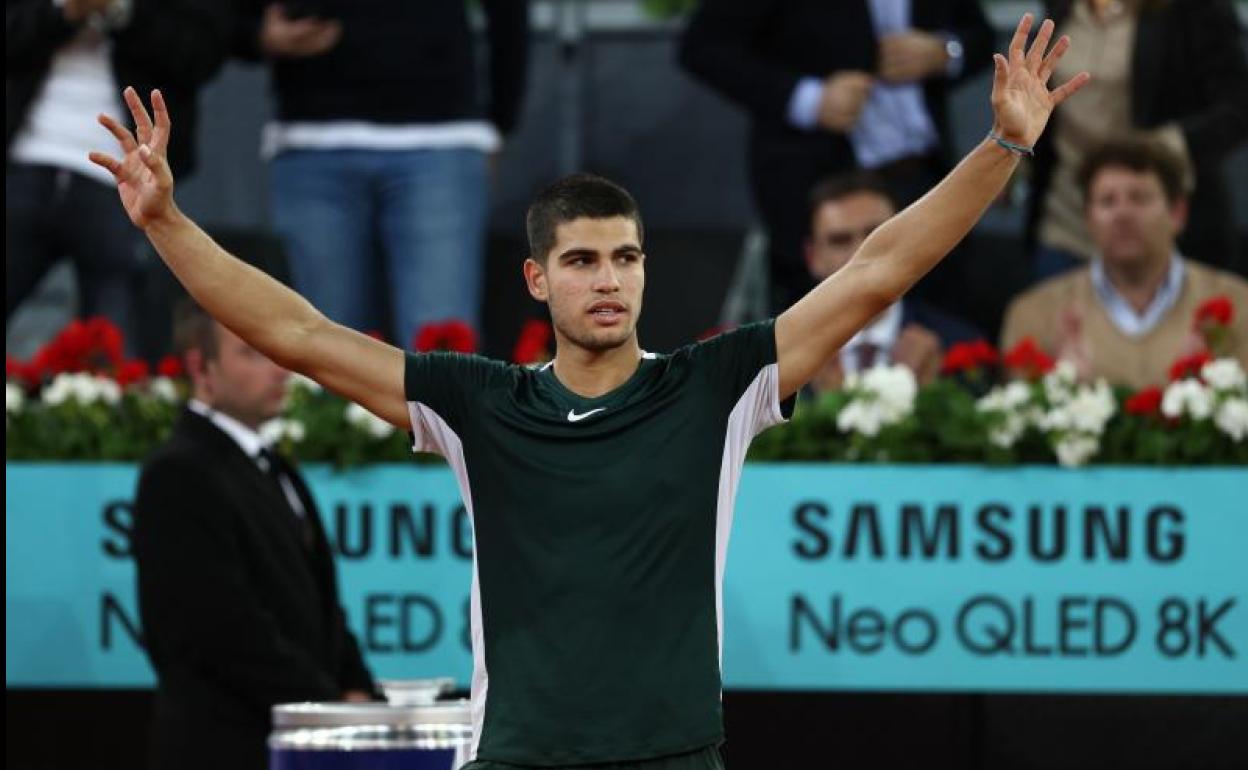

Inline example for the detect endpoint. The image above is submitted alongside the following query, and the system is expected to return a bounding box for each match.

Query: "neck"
[191,393,263,431]
[1103,252,1173,315]
[551,337,644,398]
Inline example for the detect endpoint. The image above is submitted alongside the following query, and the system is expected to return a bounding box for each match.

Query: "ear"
[1168,196,1189,235]
[185,348,207,379]
[523,257,549,302]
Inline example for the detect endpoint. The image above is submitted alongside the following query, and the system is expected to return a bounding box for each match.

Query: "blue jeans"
[269,147,488,347]
[6,163,142,351]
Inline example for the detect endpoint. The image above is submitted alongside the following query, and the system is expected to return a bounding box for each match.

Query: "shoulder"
[1185,260,1248,296]
[404,352,518,400]
[1006,268,1090,314]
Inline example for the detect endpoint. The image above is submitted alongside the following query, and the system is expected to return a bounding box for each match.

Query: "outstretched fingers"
[123,86,154,145]
[1026,19,1055,71]
[1038,35,1070,84]
[1008,13,1033,65]
[98,113,137,153]
[1051,71,1092,106]
[87,151,123,179]
[150,89,171,153]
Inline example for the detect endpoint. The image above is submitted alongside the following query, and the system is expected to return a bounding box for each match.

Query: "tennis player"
[90,15,1086,768]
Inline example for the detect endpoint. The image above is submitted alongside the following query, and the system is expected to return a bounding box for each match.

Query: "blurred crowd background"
[7,0,1248,384]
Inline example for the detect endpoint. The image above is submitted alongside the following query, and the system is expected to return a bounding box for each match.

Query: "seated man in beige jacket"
[1001,138,1248,389]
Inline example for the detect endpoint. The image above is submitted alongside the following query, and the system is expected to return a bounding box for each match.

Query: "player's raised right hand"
[89,87,176,230]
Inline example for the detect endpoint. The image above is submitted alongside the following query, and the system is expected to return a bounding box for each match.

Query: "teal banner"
[6,464,1247,693]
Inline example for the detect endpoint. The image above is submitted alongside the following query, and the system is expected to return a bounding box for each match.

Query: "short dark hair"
[808,171,899,223]
[172,297,219,364]
[526,174,644,263]
[1078,137,1187,205]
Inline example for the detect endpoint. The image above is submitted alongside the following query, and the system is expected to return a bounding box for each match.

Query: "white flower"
[837,365,916,437]
[975,381,1035,448]
[1064,380,1116,434]
[1043,360,1079,405]
[1214,397,1248,441]
[1161,379,1215,420]
[6,382,24,415]
[260,418,306,445]
[148,377,180,404]
[346,402,395,439]
[41,373,121,407]
[837,399,889,437]
[1054,434,1100,467]
[287,372,322,394]
[858,364,918,410]
[1201,359,1247,393]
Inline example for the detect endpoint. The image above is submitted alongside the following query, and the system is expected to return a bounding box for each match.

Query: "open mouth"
[588,302,627,322]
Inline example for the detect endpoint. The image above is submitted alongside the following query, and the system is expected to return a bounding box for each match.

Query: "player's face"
[199,324,291,428]
[806,192,895,281]
[1085,168,1185,269]
[526,216,646,353]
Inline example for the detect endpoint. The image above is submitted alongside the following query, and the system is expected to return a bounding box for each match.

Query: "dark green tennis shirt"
[404,321,792,766]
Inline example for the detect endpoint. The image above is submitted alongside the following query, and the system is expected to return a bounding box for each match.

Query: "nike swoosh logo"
[567,408,606,422]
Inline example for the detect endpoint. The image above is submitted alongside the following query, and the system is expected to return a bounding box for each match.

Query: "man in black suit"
[678,0,994,313]
[133,299,376,770]
[803,172,982,391]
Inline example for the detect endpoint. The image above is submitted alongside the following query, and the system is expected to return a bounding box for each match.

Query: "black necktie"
[256,448,314,550]
[857,343,879,370]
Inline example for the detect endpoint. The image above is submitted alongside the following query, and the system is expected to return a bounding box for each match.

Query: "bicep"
[775,259,893,399]
[298,320,411,430]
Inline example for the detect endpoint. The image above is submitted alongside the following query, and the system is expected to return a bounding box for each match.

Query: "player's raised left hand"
[990,14,1090,149]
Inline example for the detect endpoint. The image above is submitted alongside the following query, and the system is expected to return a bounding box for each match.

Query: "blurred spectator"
[134,299,376,770]
[678,0,994,313]
[1003,139,1248,389]
[7,0,232,350]
[1028,0,1248,280]
[234,0,530,346]
[805,171,980,391]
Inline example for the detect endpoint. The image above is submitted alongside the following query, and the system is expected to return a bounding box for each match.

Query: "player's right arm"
[90,87,410,429]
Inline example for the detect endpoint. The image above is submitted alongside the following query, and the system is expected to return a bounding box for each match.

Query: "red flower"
[84,316,124,367]
[1003,337,1055,379]
[1194,295,1233,328]
[31,316,127,376]
[157,355,184,379]
[412,320,478,354]
[1124,386,1163,416]
[116,359,150,387]
[1168,351,1212,382]
[941,339,998,374]
[6,355,40,387]
[512,319,553,365]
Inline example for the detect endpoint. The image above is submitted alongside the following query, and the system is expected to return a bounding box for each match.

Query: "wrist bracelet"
[989,133,1034,157]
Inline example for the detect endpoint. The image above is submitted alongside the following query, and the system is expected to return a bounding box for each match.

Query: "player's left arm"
[775,15,1089,399]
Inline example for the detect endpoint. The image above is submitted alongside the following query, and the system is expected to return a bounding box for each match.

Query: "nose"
[592,260,621,293]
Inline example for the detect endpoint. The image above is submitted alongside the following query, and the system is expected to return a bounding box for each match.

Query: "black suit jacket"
[678,0,994,306]
[134,408,375,770]
[1028,0,1248,272]
[900,297,982,348]
[6,0,233,176]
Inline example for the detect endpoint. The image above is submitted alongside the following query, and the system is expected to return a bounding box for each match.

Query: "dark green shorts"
[461,744,725,770]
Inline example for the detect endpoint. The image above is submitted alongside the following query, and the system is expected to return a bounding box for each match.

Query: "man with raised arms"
[89,15,1086,769]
